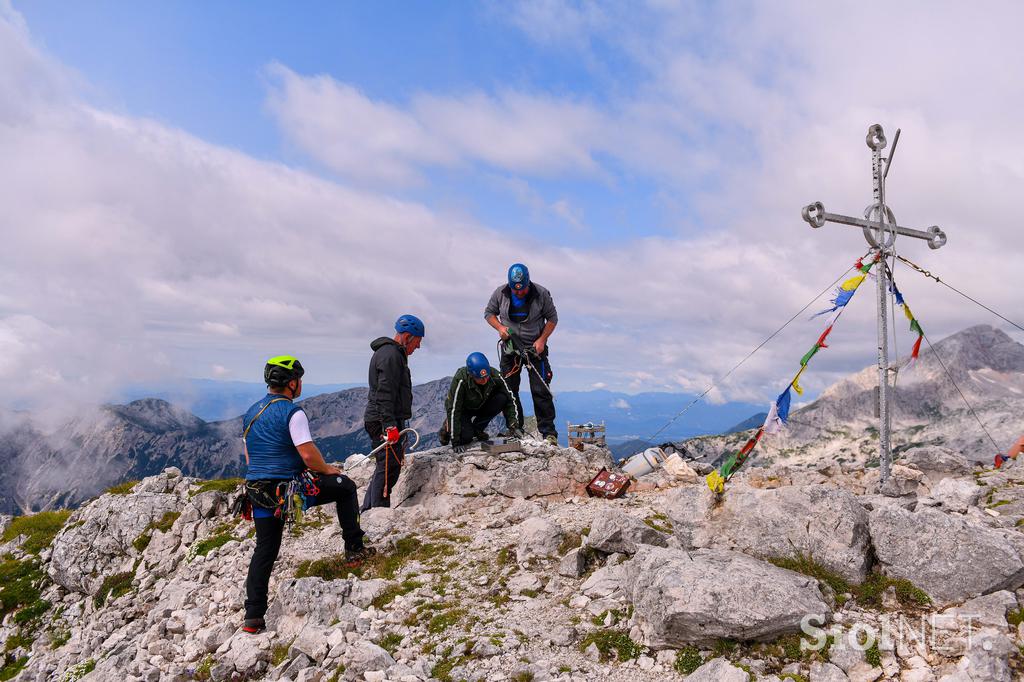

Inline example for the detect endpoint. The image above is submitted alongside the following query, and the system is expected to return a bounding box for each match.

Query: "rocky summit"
[3,430,1024,682]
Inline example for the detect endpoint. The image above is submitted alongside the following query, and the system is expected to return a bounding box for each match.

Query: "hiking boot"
[438,422,450,446]
[473,430,493,444]
[241,618,265,634]
[544,435,559,446]
[344,545,377,566]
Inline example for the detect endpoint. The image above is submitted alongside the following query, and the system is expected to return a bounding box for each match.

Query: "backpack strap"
[242,397,291,441]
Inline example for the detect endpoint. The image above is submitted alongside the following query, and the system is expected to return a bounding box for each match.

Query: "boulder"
[586,509,668,555]
[808,662,850,682]
[940,627,1015,682]
[928,478,984,513]
[683,657,751,681]
[868,506,1024,606]
[901,447,973,483]
[49,488,183,594]
[625,546,831,647]
[940,590,1018,629]
[343,641,396,677]
[665,484,872,582]
[265,577,386,640]
[515,516,564,563]
[381,443,614,506]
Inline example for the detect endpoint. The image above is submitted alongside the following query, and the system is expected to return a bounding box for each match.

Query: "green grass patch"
[190,532,234,559]
[865,640,882,667]
[1008,608,1024,627]
[557,531,582,555]
[0,656,28,681]
[133,511,183,553]
[296,535,455,581]
[770,554,930,609]
[988,499,1012,508]
[372,578,423,609]
[496,545,516,568]
[270,641,291,666]
[780,674,808,682]
[379,632,403,655]
[193,654,214,681]
[643,512,673,534]
[93,571,134,608]
[427,608,466,634]
[190,477,244,497]
[105,480,140,495]
[769,553,851,605]
[0,556,45,621]
[578,629,644,662]
[13,598,49,626]
[674,646,703,674]
[2,510,72,555]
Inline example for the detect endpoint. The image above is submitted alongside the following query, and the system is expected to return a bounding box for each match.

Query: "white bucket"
[621,447,666,478]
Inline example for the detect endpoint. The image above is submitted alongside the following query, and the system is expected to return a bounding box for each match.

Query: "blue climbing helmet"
[507,263,530,292]
[466,352,490,380]
[394,314,425,338]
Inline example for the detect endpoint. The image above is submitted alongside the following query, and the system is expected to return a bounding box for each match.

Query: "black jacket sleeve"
[372,349,402,428]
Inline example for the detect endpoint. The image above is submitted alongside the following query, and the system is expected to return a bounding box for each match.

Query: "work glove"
[507,427,526,440]
[383,426,401,444]
[452,443,470,454]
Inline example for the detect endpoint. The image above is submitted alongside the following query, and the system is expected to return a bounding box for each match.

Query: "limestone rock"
[683,657,751,681]
[869,506,1024,606]
[929,478,984,513]
[586,508,668,555]
[665,484,872,582]
[901,447,974,483]
[809,661,851,682]
[343,640,396,677]
[515,516,564,563]
[626,546,831,647]
[48,483,184,594]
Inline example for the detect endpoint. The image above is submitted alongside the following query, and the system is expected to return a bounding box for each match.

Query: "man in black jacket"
[361,314,424,510]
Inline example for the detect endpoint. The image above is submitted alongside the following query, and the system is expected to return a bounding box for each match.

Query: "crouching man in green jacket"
[439,352,523,453]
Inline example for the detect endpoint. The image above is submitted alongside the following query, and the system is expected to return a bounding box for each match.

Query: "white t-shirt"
[288,410,313,447]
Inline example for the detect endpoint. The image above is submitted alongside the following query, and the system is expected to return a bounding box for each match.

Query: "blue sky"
[2,1,1023,412]
[16,1,670,247]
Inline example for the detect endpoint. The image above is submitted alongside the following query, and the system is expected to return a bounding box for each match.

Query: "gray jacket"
[484,282,558,345]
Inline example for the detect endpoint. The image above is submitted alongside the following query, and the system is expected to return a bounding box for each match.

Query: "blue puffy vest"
[242,394,304,481]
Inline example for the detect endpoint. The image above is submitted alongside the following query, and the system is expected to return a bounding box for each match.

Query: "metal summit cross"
[801,124,948,486]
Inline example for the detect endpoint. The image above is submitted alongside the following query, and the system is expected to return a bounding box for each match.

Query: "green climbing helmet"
[264,355,305,388]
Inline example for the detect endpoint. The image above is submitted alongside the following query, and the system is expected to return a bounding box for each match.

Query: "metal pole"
[870,133,893,485]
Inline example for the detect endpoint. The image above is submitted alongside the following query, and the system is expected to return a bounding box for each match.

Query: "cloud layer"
[3,1,1024,418]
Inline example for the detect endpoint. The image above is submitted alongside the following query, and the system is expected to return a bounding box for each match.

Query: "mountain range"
[0,324,1017,514]
[679,324,1024,471]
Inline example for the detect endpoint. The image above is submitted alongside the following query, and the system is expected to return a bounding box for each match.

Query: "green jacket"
[444,366,519,443]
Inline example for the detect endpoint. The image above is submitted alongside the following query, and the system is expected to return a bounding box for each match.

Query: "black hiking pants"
[500,347,556,439]
[244,473,364,620]
[361,420,405,511]
[452,390,510,446]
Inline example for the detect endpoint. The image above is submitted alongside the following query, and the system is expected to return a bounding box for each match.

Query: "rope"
[896,254,1024,334]
[919,331,1002,453]
[643,252,871,443]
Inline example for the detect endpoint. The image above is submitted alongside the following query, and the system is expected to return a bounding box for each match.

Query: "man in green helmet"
[239,355,372,634]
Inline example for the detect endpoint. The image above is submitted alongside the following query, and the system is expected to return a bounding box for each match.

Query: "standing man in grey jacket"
[485,263,559,445]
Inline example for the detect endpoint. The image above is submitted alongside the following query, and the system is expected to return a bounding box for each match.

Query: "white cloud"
[265,64,607,185]
[2,1,1024,418]
[611,398,631,410]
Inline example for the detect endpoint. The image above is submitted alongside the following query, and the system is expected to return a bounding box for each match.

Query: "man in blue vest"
[241,355,371,634]
[361,314,424,510]
[485,263,559,445]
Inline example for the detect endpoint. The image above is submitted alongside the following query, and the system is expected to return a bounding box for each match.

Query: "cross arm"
[802,201,947,250]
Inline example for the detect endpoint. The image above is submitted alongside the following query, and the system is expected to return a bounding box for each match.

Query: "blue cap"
[394,314,425,337]
[508,263,530,292]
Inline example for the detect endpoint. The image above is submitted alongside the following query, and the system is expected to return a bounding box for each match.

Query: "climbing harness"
[498,332,555,398]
